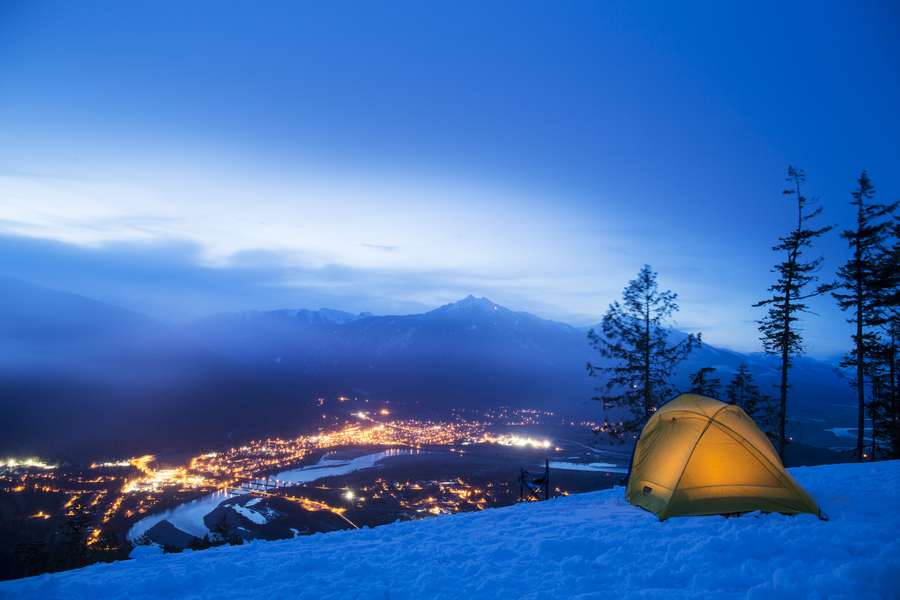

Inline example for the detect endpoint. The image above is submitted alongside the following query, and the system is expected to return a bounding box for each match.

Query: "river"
[128,447,626,541]
[127,448,427,540]
[548,460,627,473]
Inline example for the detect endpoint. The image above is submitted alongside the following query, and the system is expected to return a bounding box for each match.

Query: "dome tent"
[625,393,823,520]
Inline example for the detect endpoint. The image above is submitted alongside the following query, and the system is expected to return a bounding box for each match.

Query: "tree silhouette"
[210,513,243,546]
[726,363,776,436]
[588,265,699,440]
[688,367,722,397]
[833,171,897,461]
[755,166,833,463]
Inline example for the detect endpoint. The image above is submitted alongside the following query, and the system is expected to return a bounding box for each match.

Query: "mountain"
[185,296,857,444]
[0,280,857,461]
[0,276,353,461]
[186,295,599,415]
[1,460,896,598]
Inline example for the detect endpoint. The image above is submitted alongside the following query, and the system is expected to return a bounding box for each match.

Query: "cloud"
[360,243,399,252]
[0,165,646,315]
[0,232,599,325]
[0,167,597,272]
[0,165,851,359]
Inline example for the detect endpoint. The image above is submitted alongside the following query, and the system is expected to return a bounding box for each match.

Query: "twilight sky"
[0,1,898,361]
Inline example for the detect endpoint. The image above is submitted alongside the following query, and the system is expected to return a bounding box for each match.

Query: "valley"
[0,279,863,581]
[0,404,622,579]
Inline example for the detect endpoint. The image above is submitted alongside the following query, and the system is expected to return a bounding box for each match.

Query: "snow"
[826,427,872,442]
[2,461,898,600]
[127,490,240,540]
[274,449,427,485]
[127,451,432,542]
[232,504,267,525]
[128,545,163,559]
[549,461,627,473]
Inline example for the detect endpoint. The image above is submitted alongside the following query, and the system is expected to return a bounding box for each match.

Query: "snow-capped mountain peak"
[430,295,501,316]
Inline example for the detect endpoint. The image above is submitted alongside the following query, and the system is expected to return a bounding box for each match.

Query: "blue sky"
[1,1,898,360]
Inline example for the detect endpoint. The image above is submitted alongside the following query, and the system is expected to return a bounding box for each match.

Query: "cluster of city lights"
[122,415,553,502]
[3,458,56,470]
[3,410,564,539]
[122,455,206,494]
[481,434,551,449]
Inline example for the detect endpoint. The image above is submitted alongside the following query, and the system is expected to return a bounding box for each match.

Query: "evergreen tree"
[13,541,49,579]
[726,363,776,436]
[587,265,700,440]
[755,166,834,463]
[210,513,243,546]
[92,528,130,564]
[867,219,900,460]
[57,500,92,570]
[688,367,722,396]
[869,317,899,458]
[832,171,897,461]
[131,532,158,547]
[187,535,213,551]
[162,542,182,554]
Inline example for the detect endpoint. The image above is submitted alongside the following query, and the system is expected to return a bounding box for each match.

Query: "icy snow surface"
[2,461,898,600]
[232,504,267,525]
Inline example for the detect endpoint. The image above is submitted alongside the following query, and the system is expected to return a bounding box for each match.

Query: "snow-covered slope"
[2,461,897,599]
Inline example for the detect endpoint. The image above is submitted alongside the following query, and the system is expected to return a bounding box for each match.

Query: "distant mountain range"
[0,277,857,461]
[186,295,596,414]
[185,295,858,447]
[0,276,355,461]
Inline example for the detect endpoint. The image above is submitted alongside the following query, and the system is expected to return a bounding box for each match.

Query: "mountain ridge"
[0,276,858,460]
[0,275,356,461]
[185,295,857,451]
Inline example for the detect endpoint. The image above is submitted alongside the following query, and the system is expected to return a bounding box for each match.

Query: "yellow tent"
[625,393,822,520]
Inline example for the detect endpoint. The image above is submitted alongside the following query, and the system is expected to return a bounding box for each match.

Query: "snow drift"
[1,461,897,600]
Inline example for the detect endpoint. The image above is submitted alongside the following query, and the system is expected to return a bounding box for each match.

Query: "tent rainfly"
[625,393,823,520]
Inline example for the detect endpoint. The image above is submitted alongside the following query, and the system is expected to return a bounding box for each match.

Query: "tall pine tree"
[688,367,722,396]
[755,166,833,463]
[865,215,900,459]
[587,265,700,440]
[869,317,899,458]
[832,171,897,461]
[726,363,776,437]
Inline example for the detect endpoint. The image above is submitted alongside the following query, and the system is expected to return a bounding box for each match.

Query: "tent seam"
[660,404,804,501]
[706,415,810,504]
[663,415,717,518]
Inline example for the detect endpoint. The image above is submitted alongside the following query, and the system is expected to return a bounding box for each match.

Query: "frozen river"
[549,460,628,474]
[128,447,627,541]
[127,448,426,540]
[270,447,423,485]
